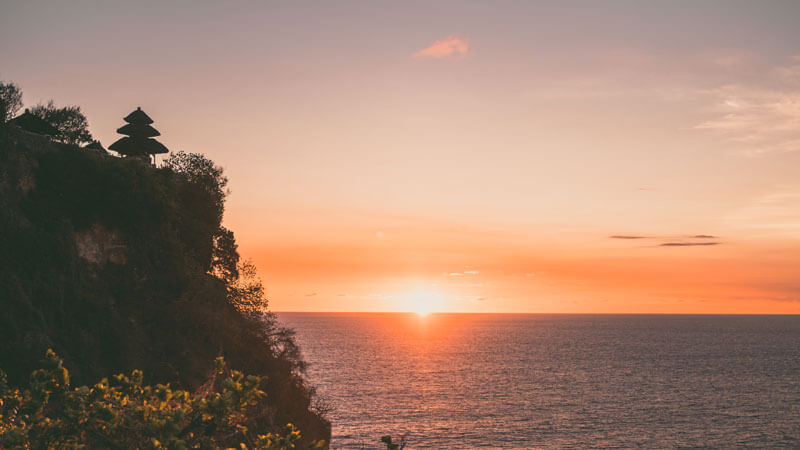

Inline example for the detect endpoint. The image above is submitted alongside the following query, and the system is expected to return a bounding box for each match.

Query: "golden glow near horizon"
[397,290,445,316]
[4,2,800,313]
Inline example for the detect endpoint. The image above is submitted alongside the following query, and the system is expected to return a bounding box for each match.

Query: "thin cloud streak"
[723,190,800,235]
[660,242,720,247]
[610,235,718,240]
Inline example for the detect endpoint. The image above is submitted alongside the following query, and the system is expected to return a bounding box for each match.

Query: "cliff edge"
[0,125,330,444]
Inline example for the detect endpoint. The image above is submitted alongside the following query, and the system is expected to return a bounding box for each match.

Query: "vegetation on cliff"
[0,118,330,444]
[0,350,325,448]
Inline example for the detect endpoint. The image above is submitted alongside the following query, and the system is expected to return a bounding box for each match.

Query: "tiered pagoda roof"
[109,107,169,158]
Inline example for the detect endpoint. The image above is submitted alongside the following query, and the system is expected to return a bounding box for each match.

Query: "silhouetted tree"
[212,226,240,283]
[29,101,93,145]
[228,260,269,316]
[164,150,229,222]
[0,81,23,123]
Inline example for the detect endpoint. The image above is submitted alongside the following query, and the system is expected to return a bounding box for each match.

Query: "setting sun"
[398,290,443,316]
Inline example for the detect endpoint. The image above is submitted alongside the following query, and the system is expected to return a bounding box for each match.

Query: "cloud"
[705,49,757,69]
[448,269,480,277]
[660,242,720,247]
[610,234,722,245]
[694,58,800,156]
[723,190,800,235]
[413,35,470,59]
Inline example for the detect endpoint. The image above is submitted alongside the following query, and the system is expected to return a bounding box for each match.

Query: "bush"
[0,350,327,449]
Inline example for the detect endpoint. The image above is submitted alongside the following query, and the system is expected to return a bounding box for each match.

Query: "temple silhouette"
[109,107,169,165]
[7,109,59,137]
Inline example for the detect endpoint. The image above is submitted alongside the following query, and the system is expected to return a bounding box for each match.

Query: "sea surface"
[276,313,800,448]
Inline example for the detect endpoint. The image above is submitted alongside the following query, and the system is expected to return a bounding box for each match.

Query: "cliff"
[0,125,330,444]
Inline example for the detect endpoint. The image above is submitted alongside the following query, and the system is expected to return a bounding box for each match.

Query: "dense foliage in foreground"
[0,351,325,449]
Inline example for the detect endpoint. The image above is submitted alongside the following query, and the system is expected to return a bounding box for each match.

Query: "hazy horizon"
[4,0,800,313]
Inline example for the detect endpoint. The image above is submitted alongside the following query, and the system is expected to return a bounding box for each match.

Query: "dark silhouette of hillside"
[0,124,330,444]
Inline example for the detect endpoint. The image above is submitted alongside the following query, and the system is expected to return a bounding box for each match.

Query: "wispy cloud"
[723,190,800,235]
[447,269,480,277]
[413,35,470,59]
[660,242,720,247]
[694,57,800,156]
[704,49,757,69]
[609,234,721,246]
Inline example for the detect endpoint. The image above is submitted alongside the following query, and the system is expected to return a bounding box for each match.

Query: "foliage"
[0,81,23,123]
[164,151,231,271]
[164,151,228,224]
[29,100,94,145]
[0,126,331,445]
[0,350,326,449]
[228,260,269,316]
[164,153,267,316]
[212,227,240,283]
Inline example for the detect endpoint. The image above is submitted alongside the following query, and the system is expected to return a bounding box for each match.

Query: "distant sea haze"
[278,313,800,448]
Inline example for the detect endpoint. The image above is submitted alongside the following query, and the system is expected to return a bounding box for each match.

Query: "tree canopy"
[164,151,229,221]
[30,100,94,145]
[0,81,23,123]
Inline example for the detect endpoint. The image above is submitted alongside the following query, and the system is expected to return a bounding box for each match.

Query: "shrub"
[0,350,327,449]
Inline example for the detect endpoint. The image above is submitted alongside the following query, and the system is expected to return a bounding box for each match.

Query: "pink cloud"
[413,35,470,59]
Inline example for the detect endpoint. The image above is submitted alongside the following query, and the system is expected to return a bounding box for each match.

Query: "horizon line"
[272,311,800,316]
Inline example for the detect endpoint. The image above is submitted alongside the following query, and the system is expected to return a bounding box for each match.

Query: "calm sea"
[277,313,800,448]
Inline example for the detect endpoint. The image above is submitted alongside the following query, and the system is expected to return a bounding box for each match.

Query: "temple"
[109,107,169,164]
[7,109,59,137]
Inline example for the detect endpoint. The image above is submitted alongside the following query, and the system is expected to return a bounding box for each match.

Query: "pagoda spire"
[109,107,169,164]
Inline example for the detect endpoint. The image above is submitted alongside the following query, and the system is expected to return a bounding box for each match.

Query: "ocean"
[276,313,800,448]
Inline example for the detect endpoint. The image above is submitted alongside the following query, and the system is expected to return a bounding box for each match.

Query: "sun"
[399,290,443,316]
[414,303,432,316]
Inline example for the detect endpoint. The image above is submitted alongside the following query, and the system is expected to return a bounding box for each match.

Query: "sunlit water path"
[277,313,800,448]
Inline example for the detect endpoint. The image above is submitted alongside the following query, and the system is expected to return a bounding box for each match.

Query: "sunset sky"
[3,1,800,313]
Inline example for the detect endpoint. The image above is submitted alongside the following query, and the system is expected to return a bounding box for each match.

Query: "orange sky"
[3,1,800,312]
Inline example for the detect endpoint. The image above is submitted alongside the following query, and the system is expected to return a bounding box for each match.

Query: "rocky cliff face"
[74,223,127,264]
[0,125,330,444]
